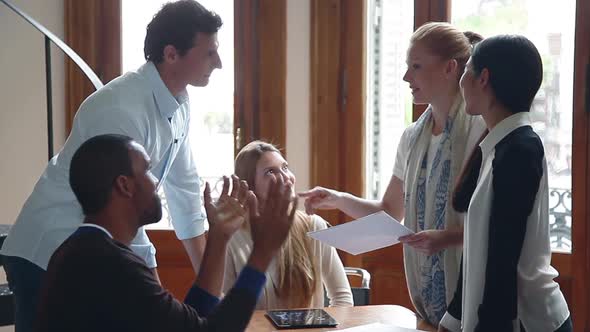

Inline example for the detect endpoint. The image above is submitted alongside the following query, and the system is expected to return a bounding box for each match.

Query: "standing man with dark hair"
[36,134,297,332]
[1,2,226,331]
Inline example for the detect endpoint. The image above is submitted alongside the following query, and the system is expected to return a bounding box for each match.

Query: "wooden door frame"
[309,0,366,220]
[64,0,121,134]
[309,0,366,270]
[571,0,590,329]
[234,0,287,155]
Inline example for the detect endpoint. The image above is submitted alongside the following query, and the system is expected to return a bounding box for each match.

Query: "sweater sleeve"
[117,249,261,332]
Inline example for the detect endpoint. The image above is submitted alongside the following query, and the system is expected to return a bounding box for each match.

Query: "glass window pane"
[122,0,234,229]
[365,0,414,200]
[452,0,575,253]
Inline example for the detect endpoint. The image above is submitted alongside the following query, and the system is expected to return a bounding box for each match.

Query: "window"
[452,0,576,252]
[122,0,234,228]
[365,0,414,199]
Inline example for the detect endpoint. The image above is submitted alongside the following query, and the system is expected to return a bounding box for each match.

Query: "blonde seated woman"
[222,141,353,309]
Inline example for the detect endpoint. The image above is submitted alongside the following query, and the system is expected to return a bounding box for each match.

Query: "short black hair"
[471,35,543,113]
[453,35,543,212]
[69,134,134,216]
[144,0,223,63]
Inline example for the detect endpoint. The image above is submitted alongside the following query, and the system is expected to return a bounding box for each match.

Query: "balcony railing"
[548,187,572,252]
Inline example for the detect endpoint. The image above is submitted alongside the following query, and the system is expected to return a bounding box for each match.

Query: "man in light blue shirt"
[1,1,222,331]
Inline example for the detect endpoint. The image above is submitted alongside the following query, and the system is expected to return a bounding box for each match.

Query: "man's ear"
[114,175,134,198]
[162,45,179,64]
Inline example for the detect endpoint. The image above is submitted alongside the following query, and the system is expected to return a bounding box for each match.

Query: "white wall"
[286,0,311,195]
[0,2,65,329]
[0,0,66,226]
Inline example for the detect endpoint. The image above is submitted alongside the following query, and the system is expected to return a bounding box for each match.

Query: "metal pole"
[45,35,53,160]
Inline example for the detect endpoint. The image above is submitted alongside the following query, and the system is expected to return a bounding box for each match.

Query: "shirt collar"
[480,112,532,158]
[79,224,114,239]
[138,61,189,119]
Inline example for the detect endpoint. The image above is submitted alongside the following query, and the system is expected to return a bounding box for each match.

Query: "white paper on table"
[334,322,426,331]
[307,211,413,255]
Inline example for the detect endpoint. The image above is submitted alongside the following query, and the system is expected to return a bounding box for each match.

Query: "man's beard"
[140,195,163,226]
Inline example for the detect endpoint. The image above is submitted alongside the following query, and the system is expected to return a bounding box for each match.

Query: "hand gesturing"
[298,186,342,215]
[249,174,298,255]
[204,175,254,241]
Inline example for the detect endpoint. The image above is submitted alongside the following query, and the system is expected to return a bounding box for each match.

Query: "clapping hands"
[203,173,298,273]
[248,174,298,272]
[204,175,255,242]
[249,174,297,254]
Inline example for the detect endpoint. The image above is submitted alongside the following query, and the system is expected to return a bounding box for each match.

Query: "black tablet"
[266,308,339,329]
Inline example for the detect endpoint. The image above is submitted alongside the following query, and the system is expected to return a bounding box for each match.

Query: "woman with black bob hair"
[439,35,572,332]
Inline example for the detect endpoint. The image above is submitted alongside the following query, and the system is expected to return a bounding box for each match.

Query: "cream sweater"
[223,213,353,310]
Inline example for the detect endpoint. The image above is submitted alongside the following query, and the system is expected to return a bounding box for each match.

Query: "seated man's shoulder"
[49,231,145,277]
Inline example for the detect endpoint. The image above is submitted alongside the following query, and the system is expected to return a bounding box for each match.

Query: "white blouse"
[223,212,353,309]
[440,113,569,331]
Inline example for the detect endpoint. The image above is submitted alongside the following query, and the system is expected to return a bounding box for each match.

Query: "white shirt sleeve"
[163,133,207,240]
[440,311,462,332]
[313,215,354,307]
[130,227,158,268]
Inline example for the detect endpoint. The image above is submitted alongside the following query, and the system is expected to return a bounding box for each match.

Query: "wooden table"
[246,305,421,331]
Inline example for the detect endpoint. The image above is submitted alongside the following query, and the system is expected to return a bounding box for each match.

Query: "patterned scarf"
[402,94,472,325]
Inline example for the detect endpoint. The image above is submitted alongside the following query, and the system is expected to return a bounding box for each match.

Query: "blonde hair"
[235,141,319,308]
[411,22,483,77]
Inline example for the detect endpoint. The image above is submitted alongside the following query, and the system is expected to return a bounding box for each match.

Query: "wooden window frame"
[570,0,590,329]
[310,0,366,270]
[64,0,121,134]
[234,0,287,155]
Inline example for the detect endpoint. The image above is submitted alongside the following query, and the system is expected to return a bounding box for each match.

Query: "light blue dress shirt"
[1,62,207,269]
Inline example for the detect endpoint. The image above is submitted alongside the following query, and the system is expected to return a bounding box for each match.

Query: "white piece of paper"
[335,322,425,331]
[307,211,413,255]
